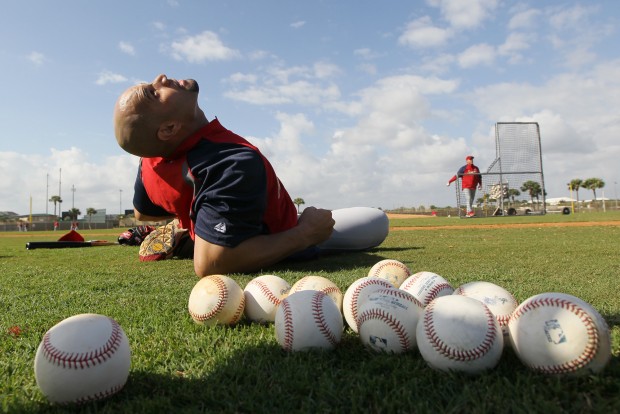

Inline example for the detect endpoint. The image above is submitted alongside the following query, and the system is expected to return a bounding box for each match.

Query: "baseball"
[289,275,343,312]
[508,292,611,376]
[367,259,411,288]
[188,275,245,326]
[356,288,424,354]
[244,275,291,323]
[453,281,519,342]
[275,290,343,352]
[400,271,454,306]
[34,313,131,404]
[417,295,503,374]
[342,277,394,333]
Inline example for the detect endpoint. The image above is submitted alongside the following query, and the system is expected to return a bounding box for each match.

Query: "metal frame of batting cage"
[454,122,546,219]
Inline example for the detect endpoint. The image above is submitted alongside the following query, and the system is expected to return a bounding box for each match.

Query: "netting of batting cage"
[454,122,546,218]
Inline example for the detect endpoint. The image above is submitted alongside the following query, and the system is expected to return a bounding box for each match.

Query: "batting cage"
[454,122,546,218]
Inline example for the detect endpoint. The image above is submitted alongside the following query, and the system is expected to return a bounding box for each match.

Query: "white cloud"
[0,149,138,216]
[429,0,498,29]
[508,8,541,30]
[95,71,128,85]
[458,43,496,68]
[152,21,166,31]
[118,41,135,56]
[419,53,456,74]
[169,31,241,63]
[290,21,305,29]
[224,63,342,106]
[548,4,596,31]
[399,16,452,49]
[498,32,534,63]
[27,51,46,65]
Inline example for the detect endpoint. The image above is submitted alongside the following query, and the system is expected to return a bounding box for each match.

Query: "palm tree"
[582,178,605,201]
[293,198,305,214]
[49,195,63,217]
[568,179,583,205]
[520,181,542,206]
[507,189,521,205]
[86,208,98,230]
[69,208,81,221]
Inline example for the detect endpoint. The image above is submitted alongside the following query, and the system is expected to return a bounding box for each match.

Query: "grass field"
[1,212,619,413]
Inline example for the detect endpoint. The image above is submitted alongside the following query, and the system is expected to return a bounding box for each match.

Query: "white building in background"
[545,197,577,205]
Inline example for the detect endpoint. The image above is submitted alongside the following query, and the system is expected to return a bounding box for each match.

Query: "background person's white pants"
[463,188,476,213]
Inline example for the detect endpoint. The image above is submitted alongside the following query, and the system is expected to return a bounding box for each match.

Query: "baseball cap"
[466,155,474,160]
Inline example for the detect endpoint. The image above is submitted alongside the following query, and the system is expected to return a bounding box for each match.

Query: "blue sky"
[1,0,619,216]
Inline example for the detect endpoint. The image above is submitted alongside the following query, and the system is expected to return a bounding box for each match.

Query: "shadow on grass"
[268,247,424,274]
[20,329,620,414]
[45,337,617,414]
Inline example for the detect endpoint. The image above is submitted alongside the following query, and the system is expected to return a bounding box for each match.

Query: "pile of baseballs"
[34,259,612,404]
[184,261,611,376]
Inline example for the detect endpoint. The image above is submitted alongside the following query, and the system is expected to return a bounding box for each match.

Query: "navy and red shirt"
[133,119,298,247]
[448,164,482,189]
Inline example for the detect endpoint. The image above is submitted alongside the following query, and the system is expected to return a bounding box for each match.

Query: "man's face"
[118,74,200,120]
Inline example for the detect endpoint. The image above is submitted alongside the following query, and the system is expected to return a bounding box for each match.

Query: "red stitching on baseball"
[230,294,246,325]
[371,261,410,277]
[282,298,294,352]
[312,292,339,346]
[252,280,281,306]
[350,279,391,324]
[357,308,411,352]
[423,300,498,361]
[375,288,424,309]
[190,277,228,322]
[509,297,599,374]
[62,383,125,405]
[423,283,452,304]
[454,285,517,327]
[42,318,123,370]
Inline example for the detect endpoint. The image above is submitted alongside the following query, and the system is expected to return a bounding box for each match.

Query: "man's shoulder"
[187,140,263,173]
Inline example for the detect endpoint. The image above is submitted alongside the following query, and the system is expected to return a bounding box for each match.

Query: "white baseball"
[453,281,518,343]
[400,271,454,306]
[275,290,343,352]
[417,295,503,374]
[243,275,291,323]
[289,275,343,312]
[508,292,611,376]
[343,277,394,333]
[34,313,131,404]
[367,259,411,288]
[356,288,424,354]
[188,275,245,326]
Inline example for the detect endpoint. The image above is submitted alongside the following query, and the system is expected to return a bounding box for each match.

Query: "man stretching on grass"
[113,74,388,277]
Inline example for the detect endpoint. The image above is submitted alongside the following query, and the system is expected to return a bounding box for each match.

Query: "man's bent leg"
[318,207,389,252]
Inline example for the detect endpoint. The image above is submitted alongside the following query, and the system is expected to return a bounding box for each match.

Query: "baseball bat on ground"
[26,240,117,250]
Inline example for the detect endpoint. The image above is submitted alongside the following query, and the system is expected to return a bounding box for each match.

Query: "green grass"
[1,213,619,413]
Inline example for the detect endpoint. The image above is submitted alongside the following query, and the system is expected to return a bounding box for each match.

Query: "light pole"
[615,181,618,209]
[71,185,76,209]
[119,189,123,215]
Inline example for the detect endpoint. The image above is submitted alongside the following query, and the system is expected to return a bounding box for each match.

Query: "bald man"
[113,74,388,277]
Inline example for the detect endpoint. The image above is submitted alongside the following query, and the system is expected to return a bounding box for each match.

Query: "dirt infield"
[386,213,620,231]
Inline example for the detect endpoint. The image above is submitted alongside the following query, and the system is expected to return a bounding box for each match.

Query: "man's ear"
[157,121,182,142]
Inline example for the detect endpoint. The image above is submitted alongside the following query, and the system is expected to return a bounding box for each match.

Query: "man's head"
[466,155,474,164]
[113,74,204,157]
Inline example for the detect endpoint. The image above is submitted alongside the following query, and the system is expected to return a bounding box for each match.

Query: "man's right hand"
[296,207,335,246]
[446,182,450,187]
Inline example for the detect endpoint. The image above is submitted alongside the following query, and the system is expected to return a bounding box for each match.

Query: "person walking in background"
[447,155,482,217]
